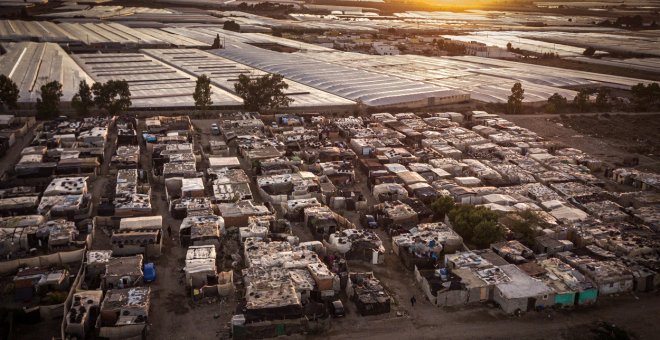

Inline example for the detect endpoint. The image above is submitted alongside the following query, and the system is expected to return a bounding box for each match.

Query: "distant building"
[372,42,400,55]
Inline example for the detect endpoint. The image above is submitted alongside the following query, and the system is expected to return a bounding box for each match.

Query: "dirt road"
[319,289,660,340]
[147,119,235,340]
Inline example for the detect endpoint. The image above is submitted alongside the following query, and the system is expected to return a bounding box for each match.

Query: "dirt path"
[148,120,235,340]
[319,291,660,340]
[146,183,215,340]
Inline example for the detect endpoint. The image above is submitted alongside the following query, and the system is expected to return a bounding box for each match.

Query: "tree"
[631,82,660,111]
[505,210,545,247]
[234,73,293,112]
[0,74,19,111]
[583,47,596,56]
[92,80,131,115]
[595,88,611,111]
[193,74,213,110]
[430,195,455,220]
[616,15,643,28]
[212,34,222,49]
[573,89,590,112]
[472,220,505,249]
[36,80,63,120]
[448,205,504,249]
[507,82,524,114]
[505,42,527,55]
[546,93,568,114]
[71,80,93,116]
[223,20,240,32]
[354,98,366,117]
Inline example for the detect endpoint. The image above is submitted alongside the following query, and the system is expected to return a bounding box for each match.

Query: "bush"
[223,20,240,32]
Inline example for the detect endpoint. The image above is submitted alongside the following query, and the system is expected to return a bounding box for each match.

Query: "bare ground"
[554,114,660,163]
[503,113,660,172]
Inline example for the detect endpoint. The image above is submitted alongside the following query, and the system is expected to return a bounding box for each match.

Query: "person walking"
[410,296,416,307]
[167,225,172,237]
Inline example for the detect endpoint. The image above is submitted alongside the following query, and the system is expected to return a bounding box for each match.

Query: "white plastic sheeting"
[72,52,243,108]
[142,48,355,109]
[0,42,93,103]
[212,44,468,107]
[285,51,652,103]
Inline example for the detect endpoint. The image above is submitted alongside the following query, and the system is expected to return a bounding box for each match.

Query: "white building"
[372,42,400,56]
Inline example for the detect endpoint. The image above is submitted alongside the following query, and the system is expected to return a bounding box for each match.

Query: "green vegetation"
[193,74,213,111]
[506,42,527,56]
[432,38,467,55]
[223,20,240,32]
[236,2,295,15]
[507,82,524,114]
[595,88,612,111]
[545,93,568,114]
[598,15,647,30]
[71,80,93,116]
[92,80,132,115]
[0,74,19,111]
[631,82,660,111]
[36,80,63,120]
[573,88,591,112]
[448,205,505,249]
[506,42,556,58]
[212,34,222,49]
[545,87,615,114]
[430,195,455,220]
[504,210,546,248]
[234,73,293,112]
[539,52,559,59]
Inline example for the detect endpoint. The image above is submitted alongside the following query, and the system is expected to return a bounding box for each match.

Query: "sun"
[403,0,508,10]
